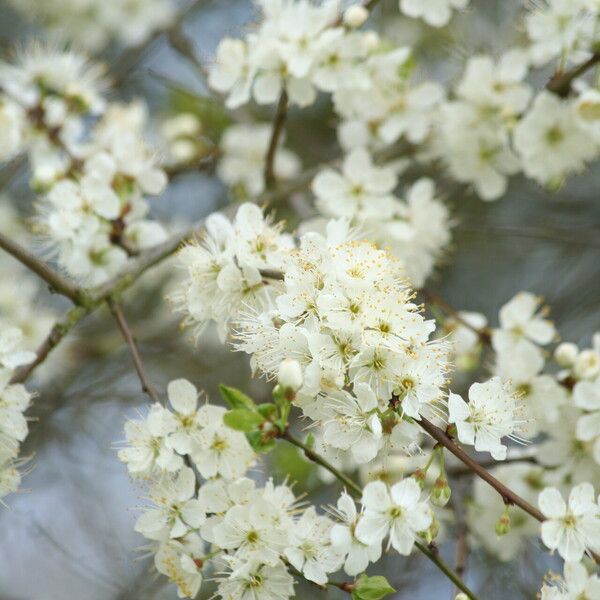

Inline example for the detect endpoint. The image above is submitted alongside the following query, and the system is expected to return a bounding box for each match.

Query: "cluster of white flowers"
[120,377,433,597]
[0,326,36,502]
[525,0,599,68]
[217,123,301,198]
[173,202,450,464]
[310,148,450,286]
[7,0,175,52]
[0,46,169,285]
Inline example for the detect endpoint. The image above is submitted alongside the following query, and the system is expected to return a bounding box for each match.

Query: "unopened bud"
[278,359,303,393]
[426,515,440,542]
[574,349,600,380]
[495,508,511,536]
[455,594,469,600]
[413,468,427,489]
[343,5,369,28]
[431,476,451,507]
[554,342,578,368]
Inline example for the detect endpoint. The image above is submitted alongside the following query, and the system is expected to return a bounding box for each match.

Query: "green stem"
[282,431,362,495]
[415,541,479,600]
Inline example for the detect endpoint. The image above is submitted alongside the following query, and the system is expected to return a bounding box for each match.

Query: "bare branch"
[418,416,546,522]
[547,52,600,98]
[0,231,83,304]
[108,299,162,404]
[420,287,492,344]
[10,307,89,384]
[263,90,289,189]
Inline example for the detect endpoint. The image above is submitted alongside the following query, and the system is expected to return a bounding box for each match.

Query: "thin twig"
[420,287,492,344]
[107,299,161,404]
[0,232,82,304]
[263,90,289,189]
[10,307,89,384]
[111,0,210,84]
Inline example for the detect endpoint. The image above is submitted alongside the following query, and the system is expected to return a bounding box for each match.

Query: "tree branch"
[0,232,82,304]
[418,416,545,521]
[547,52,600,98]
[10,306,89,384]
[263,90,289,189]
[107,299,162,404]
[420,287,492,344]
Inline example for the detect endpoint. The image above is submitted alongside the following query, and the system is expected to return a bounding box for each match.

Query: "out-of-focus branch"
[263,91,289,189]
[420,287,492,344]
[0,232,82,304]
[111,0,211,84]
[457,223,600,248]
[10,307,89,384]
[108,299,162,404]
[547,52,600,98]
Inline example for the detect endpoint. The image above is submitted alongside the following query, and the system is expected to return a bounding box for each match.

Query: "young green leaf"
[219,385,256,411]
[351,575,395,600]
[223,409,265,432]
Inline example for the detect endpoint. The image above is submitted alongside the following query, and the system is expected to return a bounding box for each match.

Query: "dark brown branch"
[547,52,600,98]
[418,416,546,522]
[108,299,161,404]
[0,232,82,304]
[263,91,289,189]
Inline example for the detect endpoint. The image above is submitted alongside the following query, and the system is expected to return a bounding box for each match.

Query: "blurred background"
[0,0,598,598]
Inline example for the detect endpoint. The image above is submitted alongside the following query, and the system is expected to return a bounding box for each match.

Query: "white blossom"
[355,478,432,554]
[514,92,598,186]
[538,483,600,562]
[331,491,382,575]
[448,377,526,460]
[399,0,469,27]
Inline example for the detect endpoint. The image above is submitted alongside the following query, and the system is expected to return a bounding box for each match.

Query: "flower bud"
[495,508,511,536]
[431,476,451,507]
[574,349,600,380]
[554,342,578,367]
[343,5,369,28]
[455,594,469,600]
[278,359,303,393]
[412,468,427,489]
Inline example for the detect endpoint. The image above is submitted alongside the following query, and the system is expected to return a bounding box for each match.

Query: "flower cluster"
[120,377,427,598]
[311,148,451,286]
[173,203,449,463]
[7,0,175,52]
[0,326,35,502]
[0,46,168,285]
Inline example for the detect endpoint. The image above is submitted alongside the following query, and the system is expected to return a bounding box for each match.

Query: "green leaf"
[223,409,265,432]
[257,403,278,419]
[246,431,277,454]
[219,385,256,411]
[352,575,395,600]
